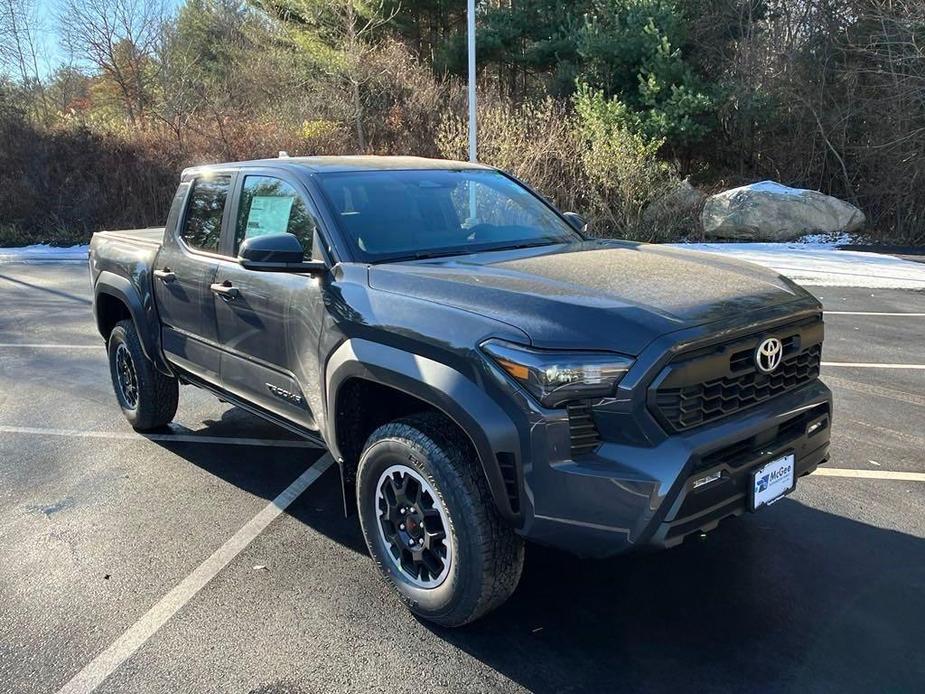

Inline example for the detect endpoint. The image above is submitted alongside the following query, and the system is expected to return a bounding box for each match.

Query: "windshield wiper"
[382,249,477,263]
[487,240,560,252]
[381,240,563,264]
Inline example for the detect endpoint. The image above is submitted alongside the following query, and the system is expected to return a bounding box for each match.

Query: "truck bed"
[89,227,166,309]
[94,227,166,248]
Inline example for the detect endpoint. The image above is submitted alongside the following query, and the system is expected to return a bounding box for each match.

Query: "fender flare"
[94,271,172,374]
[325,338,524,526]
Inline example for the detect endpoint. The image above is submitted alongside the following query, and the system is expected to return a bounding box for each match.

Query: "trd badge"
[266,383,305,406]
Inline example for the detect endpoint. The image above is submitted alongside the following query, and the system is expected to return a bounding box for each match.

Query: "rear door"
[153,172,235,385]
[212,169,328,430]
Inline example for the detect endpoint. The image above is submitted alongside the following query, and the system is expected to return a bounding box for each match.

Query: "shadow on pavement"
[153,407,925,694]
[0,272,93,304]
[435,501,925,693]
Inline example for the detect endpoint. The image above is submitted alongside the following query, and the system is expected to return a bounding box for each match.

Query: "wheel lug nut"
[400,508,406,515]
[399,524,405,530]
[408,539,414,546]
[418,538,424,545]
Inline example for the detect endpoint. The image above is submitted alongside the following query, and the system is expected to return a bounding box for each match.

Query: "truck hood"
[368,240,811,355]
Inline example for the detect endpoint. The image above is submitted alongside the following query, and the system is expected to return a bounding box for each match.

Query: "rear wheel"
[108,319,178,431]
[356,413,524,627]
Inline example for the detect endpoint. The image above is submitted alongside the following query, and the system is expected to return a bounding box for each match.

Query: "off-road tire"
[108,319,178,431]
[356,413,525,627]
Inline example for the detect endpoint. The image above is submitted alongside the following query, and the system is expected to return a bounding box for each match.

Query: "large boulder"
[701,181,865,241]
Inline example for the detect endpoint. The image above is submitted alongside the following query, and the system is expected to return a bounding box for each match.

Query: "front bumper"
[516,379,832,558]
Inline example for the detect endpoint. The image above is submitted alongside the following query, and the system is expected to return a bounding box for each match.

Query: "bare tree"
[258,0,398,151]
[58,0,167,126]
[0,0,50,121]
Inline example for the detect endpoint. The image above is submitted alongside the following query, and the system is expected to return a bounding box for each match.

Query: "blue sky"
[32,0,185,76]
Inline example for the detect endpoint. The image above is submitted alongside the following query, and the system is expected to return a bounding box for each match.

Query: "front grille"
[694,402,829,473]
[652,318,823,432]
[662,402,831,544]
[567,402,601,457]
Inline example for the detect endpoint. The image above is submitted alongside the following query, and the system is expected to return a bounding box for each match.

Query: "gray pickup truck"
[89,156,832,626]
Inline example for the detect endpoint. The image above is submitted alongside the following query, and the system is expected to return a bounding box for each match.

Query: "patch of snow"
[0,244,89,264]
[745,180,808,196]
[672,241,925,289]
[791,231,860,247]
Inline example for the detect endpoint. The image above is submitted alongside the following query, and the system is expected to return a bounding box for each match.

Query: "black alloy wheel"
[375,464,453,588]
[356,414,525,626]
[107,319,179,431]
[114,342,139,409]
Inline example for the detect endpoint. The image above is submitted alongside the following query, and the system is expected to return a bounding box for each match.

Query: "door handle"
[210,281,240,300]
[153,268,176,283]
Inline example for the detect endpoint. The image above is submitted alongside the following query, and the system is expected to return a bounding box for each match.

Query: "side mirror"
[563,212,588,232]
[238,233,327,274]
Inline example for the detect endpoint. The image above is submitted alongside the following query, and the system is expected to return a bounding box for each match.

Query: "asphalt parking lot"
[1,262,923,694]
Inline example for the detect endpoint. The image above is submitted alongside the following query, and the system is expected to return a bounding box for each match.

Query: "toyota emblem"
[755,337,783,373]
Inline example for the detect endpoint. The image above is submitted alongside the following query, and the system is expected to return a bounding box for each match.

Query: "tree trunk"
[345,1,366,152]
[352,77,367,152]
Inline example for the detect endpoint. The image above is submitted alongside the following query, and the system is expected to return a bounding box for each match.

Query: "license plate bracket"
[749,452,796,512]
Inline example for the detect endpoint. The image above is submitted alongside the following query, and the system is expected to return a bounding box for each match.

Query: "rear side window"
[234,175,318,259]
[181,175,231,253]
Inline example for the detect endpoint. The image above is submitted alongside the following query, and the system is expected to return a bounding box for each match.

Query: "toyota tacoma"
[89,156,832,626]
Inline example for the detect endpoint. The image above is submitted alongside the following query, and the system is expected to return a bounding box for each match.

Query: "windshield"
[316,169,582,263]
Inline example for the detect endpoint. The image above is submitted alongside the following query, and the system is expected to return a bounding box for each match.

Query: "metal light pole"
[467,0,477,163]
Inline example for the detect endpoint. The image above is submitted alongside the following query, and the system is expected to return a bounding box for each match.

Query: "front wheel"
[356,414,524,627]
[108,319,178,431]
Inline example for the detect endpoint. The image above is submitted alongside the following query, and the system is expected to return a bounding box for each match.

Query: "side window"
[181,175,231,253]
[235,175,318,260]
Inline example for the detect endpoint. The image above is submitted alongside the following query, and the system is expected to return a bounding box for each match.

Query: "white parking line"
[821,361,925,369]
[812,468,925,482]
[826,376,925,408]
[848,418,925,445]
[824,311,925,316]
[56,453,334,694]
[0,425,322,449]
[0,343,99,349]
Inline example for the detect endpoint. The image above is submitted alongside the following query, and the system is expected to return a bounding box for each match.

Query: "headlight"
[481,339,634,408]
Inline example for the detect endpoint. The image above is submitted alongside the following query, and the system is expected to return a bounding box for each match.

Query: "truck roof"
[181,155,491,180]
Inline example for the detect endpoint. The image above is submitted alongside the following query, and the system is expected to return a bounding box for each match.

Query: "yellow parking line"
[812,468,925,482]
[824,311,925,316]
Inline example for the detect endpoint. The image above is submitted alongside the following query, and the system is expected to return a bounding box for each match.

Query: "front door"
[212,171,327,430]
[153,173,235,385]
